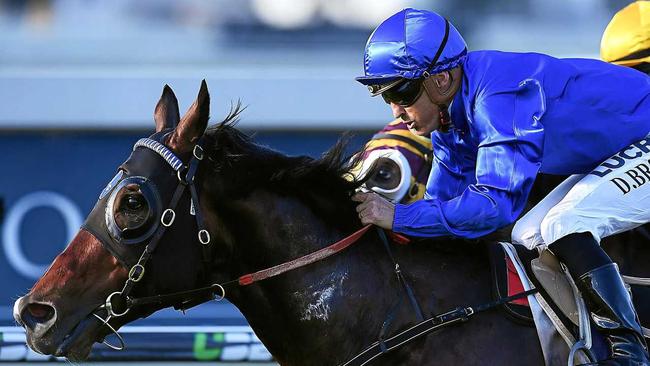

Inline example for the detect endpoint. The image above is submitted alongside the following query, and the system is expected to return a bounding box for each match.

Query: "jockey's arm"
[393,92,545,239]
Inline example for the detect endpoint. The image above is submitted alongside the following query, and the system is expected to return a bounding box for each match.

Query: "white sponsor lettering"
[2,191,82,279]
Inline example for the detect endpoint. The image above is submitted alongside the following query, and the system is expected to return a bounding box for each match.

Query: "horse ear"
[169,80,210,151]
[154,85,180,132]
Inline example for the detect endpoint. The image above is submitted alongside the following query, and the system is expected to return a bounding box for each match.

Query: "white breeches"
[512,137,650,250]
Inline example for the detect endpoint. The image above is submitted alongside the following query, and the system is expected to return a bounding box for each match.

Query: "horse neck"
[216,189,377,362]
[212,189,493,365]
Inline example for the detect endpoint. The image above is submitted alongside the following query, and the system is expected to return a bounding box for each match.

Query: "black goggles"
[380,79,424,107]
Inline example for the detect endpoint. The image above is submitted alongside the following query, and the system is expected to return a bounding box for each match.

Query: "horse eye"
[377,168,392,180]
[125,195,144,210]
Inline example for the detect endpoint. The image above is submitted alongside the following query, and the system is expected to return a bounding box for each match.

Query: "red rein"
[238,225,375,286]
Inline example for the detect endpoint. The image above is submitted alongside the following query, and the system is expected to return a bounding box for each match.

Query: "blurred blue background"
[0,0,631,362]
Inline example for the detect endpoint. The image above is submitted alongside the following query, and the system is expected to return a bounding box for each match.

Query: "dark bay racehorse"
[14,81,551,365]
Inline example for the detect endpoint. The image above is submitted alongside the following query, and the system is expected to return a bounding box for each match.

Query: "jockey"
[600,1,650,74]
[352,8,650,365]
[349,119,432,204]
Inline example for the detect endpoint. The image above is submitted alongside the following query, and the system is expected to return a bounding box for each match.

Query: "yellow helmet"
[600,1,650,67]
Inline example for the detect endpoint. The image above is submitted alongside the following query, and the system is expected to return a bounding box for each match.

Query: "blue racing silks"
[393,50,650,238]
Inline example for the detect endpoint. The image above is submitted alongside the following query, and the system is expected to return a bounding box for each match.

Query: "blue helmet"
[356,8,467,93]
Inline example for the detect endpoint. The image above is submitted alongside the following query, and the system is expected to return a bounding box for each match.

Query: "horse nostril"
[21,303,56,331]
[27,303,54,319]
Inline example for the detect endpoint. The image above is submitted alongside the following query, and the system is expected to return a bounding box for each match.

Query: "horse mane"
[202,103,365,228]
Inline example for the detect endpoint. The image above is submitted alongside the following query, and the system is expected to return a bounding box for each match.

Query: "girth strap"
[340,288,538,366]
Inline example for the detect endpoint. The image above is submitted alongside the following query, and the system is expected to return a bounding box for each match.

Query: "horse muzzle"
[13,294,105,360]
[13,295,60,355]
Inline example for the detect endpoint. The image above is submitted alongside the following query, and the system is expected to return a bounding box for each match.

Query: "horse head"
[12,81,234,361]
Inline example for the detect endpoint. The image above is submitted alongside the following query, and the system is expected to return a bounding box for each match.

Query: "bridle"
[83,135,222,350]
[101,137,217,310]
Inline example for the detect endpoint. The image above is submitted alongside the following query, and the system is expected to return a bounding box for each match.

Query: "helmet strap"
[422,71,454,102]
[421,75,452,133]
[424,18,451,75]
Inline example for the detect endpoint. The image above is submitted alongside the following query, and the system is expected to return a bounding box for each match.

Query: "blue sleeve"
[422,129,475,202]
[393,79,546,238]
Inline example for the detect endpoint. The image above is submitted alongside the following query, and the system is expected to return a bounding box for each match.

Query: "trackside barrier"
[0,326,273,362]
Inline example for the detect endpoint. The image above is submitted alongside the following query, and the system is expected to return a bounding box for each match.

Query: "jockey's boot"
[578,263,650,366]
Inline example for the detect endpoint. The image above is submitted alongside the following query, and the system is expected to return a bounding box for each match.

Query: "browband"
[133,138,184,172]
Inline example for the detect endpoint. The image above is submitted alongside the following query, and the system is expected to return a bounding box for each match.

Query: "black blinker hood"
[82,132,185,268]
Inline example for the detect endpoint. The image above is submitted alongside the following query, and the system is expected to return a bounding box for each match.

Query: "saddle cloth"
[488,242,536,324]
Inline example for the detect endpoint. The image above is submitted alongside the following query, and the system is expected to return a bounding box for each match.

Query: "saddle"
[489,242,650,365]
